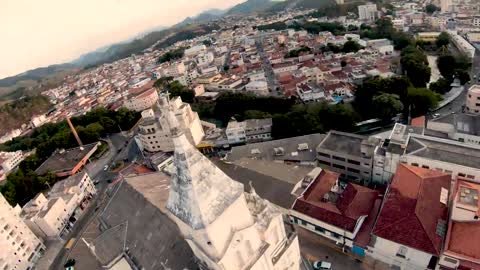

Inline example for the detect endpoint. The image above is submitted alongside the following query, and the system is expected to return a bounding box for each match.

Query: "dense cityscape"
[1,0,480,269]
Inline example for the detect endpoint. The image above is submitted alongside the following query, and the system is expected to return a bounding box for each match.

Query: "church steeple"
[166,107,244,230]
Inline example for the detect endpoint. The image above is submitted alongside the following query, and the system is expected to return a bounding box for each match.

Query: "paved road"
[297,227,389,270]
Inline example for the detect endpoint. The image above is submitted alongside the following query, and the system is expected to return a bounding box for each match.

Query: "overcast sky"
[0,0,243,79]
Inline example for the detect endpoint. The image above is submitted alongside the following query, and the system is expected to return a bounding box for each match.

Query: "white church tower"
[165,109,301,270]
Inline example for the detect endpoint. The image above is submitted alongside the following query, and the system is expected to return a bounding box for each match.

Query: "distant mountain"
[0,63,77,88]
[265,0,335,13]
[176,8,226,26]
[226,0,277,15]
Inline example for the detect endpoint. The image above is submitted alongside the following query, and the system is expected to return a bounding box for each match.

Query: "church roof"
[166,131,244,229]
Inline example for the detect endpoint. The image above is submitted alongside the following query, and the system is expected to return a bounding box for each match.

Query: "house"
[245,118,273,143]
[368,164,451,270]
[290,168,380,250]
[440,179,480,269]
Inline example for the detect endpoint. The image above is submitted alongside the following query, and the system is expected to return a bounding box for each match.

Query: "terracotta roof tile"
[372,164,450,255]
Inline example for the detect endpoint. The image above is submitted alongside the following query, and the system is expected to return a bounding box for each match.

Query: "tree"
[455,69,471,85]
[436,32,450,48]
[244,110,271,119]
[407,88,442,117]
[401,46,431,88]
[202,40,212,47]
[342,40,362,53]
[168,81,195,103]
[429,78,451,94]
[372,93,404,119]
[341,60,347,67]
[153,76,174,90]
[437,55,456,79]
[425,4,439,14]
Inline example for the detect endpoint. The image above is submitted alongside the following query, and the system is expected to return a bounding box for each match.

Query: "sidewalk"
[296,226,391,270]
[35,239,65,270]
[436,85,464,110]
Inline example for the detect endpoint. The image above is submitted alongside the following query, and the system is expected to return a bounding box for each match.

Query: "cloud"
[0,0,242,78]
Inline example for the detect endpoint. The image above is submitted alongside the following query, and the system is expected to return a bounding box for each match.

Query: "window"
[458,173,466,177]
[411,163,419,167]
[347,168,360,173]
[467,174,475,179]
[422,165,430,169]
[318,152,330,158]
[315,226,325,233]
[333,164,345,170]
[332,156,345,162]
[396,246,408,258]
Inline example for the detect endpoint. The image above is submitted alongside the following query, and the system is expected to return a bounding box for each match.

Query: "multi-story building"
[23,172,97,239]
[137,96,204,152]
[124,87,159,112]
[368,164,450,270]
[226,120,247,145]
[316,131,380,184]
[358,3,377,21]
[290,168,380,250]
[466,85,480,114]
[448,32,476,60]
[226,118,273,145]
[0,151,25,173]
[184,44,207,57]
[473,16,480,27]
[440,179,480,269]
[0,194,45,270]
[166,121,302,270]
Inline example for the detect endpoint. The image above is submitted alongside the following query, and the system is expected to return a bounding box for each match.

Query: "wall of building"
[317,150,373,183]
[402,156,480,183]
[367,237,433,270]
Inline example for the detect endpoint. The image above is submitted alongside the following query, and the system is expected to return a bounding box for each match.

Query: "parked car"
[433,113,440,118]
[93,179,100,185]
[313,261,332,270]
[103,165,109,171]
[64,258,76,269]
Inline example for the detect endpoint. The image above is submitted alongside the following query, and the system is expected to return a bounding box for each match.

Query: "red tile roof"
[411,116,426,128]
[292,170,379,232]
[372,164,451,255]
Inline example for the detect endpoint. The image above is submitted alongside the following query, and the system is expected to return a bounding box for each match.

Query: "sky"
[0,0,243,79]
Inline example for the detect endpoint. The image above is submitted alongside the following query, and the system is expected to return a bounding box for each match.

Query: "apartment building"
[226,118,273,145]
[466,84,480,114]
[137,96,204,152]
[358,4,378,21]
[23,172,96,239]
[0,151,25,173]
[316,131,380,184]
[0,194,45,270]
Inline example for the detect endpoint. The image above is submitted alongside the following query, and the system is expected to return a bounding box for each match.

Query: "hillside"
[0,95,52,135]
[226,0,276,15]
[265,0,336,12]
[0,63,76,88]
[176,9,225,26]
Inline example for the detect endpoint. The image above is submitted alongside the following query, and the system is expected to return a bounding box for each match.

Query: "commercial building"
[368,164,450,270]
[184,44,207,57]
[0,194,45,270]
[441,179,480,269]
[137,96,204,152]
[35,142,99,177]
[290,168,380,249]
[416,32,441,42]
[316,131,380,184]
[124,87,159,112]
[466,85,480,114]
[358,3,378,21]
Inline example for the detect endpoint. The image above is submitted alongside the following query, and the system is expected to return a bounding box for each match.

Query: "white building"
[226,120,247,144]
[368,164,450,270]
[466,84,480,114]
[0,151,25,173]
[290,168,379,248]
[22,172,97,239]
[0,194,45,270]
[296,84,325,103]
[197,52,215,67]
[166,117,302,270]
[441,0,452,13]
[185,45,207,57]
[358,4,377,21]
[448,31,476,59]
[137,96,204,152]
[31,115,47,128]
[245,81,269,96]
[162,62,186,78]
[124,88,159,112]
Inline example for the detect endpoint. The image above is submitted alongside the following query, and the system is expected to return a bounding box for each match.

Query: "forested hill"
[0,96,51,135]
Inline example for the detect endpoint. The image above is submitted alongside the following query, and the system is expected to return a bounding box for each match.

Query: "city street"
[297,227,390,270]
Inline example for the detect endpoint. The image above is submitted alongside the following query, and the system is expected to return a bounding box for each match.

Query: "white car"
[433,113,440,118]
[103,165,109,171]
[313,261,332,270]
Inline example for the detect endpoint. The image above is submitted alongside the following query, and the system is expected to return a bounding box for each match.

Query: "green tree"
[407,88,442,117]
[455,69,471,85]
[244,110,271,119]
[153,76,174,90]
[436,32,450,48]
[429,78,451,94]
[342,40,362,53]
[372,93,404,119]
[401,46,431,87]
[425,4,439,14]
[168,81,195,103]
